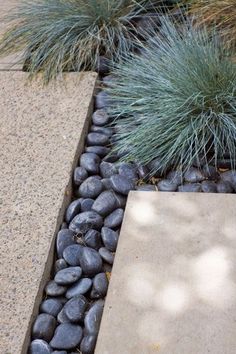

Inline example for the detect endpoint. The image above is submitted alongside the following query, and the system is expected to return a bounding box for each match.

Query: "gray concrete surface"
[95,191,236,354]
[0,71,97,354]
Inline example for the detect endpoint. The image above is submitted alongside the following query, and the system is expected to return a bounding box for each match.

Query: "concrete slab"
[0,72,97,354]
[95,192,236,354]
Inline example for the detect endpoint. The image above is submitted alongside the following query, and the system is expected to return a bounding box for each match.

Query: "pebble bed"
[29,67,236,354]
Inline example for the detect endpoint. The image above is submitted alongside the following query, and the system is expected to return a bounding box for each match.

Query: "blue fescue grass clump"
[0,0,147,84]
[106,17,236,173]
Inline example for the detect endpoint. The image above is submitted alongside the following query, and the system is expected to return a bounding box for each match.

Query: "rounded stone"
[103,153,119,163]
[101,227,119,252]
[69,211,103,233]
[136,164,150,179]
[118,162,138,181]
[32,314,57,342]
[91,273,108,299]
[184,168,205,183]
[57,307,70,324]
[54,259,67,273]
[65,199,81,223]
[100,161,117,178]
[45,281,67,297]
[220,170,236,190]
[103,74,114,86]
[56,229,76,259]
[216,180,234,193]
[40,299,63,317]
[96,56,110,74]
[178,183,202,193]
[80,247,103,276]
[85,145,110,157]
[52,352,67,354]
[90,125,113,137]
[147,158,162,176]
[84,300,105,335]
[157,179,178,192]
[101,178,113,190]
[64,295,88,322]
[92,190,122,216]
[87,132,109,147]
[54,267,82,285]
[29,339,52,354]
[92,109,109,126]
[80,335,97,354]
[99,247,114,265]
[81,198,94,212]
[84,229,102,250]
[104,208,124,229]
[50,323,83,350]
[166,170,182,185]
[63,244,83,266]
[110,174,135,195]
[201,180,217,193]
[66,278,93,299]
[74,166,88,186]
[79,176,103,199]
[95,91,109,109]
[80,153,101,174]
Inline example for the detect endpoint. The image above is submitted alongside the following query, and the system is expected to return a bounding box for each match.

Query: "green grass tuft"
[106,17,236,173]
[0,0,148,84]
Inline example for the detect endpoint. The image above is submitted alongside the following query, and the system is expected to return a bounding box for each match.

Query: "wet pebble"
[100,161,117,178]
[69,211,103,233]
[80,335,97,354]
[79,176,103,198]
[80,247,103,276]
[54,267,82,285]
[99,247,114,265]
[87,132,109,146]
[90,272,108,299]
[118,162,138,181]
[101,227,119,252]
[64,295,88,322]
[184,167,205,183]
[92,190,125,216]
[110,174,135,195]
[84,229,102,250]
[50,323,83,350]
[32,314,56,342]
[201,180,217,193]
[30,339,52,354]
[80,153,100,174]
[45,281,67,297]
[74,166,88,186]
[54,259,67,273]
[92,109,109,126]
[40,298,63,318]
[84,300,105,335]
[95,91,109,109]
[56,229,75,259]
[81,198,94,212]
[85,145,110,157]
[104,208,124,229]
[157,179,178,192]
[216,180,234,193]
[63,244,83,266]
[178,183,202,192]
[66,278,92,299]
[65,199,81,223]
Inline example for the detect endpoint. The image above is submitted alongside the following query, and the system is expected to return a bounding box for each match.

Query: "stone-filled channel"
[29,67,236,354]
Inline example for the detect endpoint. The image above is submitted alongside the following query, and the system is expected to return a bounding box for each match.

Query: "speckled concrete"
[0,0,24,70]
[95,192,236,354]
[0,72,97,354]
